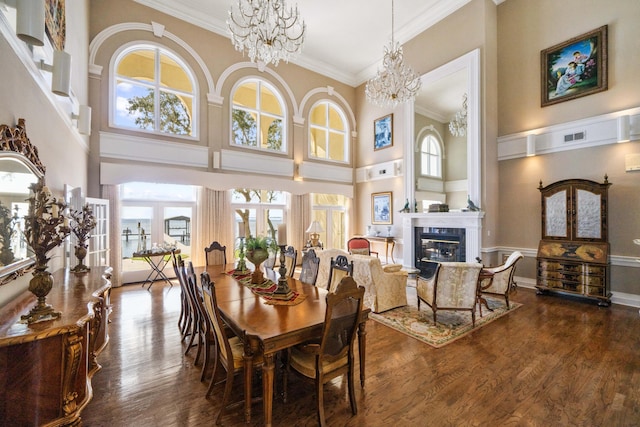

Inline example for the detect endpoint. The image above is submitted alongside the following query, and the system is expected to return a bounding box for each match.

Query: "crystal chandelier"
[449,93,468,137]
[227,0,306,68]
[365,0,421,109]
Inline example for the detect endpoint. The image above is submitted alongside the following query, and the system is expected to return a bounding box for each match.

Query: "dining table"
[195,264,370,427]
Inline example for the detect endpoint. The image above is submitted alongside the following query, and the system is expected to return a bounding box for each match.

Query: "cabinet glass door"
[544,190,568,238]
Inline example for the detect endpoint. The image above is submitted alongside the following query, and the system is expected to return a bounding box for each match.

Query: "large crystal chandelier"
[365,0,421,109]
[449,93,467,137]
[227,0,306,68]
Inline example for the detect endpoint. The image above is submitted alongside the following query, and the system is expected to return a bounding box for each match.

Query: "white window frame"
[308,100,349,163]
[419,132,443,178]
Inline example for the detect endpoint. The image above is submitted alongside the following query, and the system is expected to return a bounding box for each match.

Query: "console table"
[0,267,112,426]
[362,235,396,263]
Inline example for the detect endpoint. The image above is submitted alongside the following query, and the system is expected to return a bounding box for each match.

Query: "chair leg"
[348,359,357,415]
[316,374,326,427]
[215,370,234,425]
[505,294,510,309]
[282,350,289,403]
[205,347,219,398]
[200,335,211,382]
[471,310,476,327]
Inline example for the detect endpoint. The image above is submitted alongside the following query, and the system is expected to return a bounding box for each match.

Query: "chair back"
[347,237,372,256]
[283,245,297,277]
[185,261,208,331]
[327,255,354,292]
[321,276,364,361]
[299,249,320,286]
[200,271,233,367]
[489,251,524,293]
[204,241,227,266]
[435,262,483,309]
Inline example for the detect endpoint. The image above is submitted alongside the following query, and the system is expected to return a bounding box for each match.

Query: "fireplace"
[415,227,466,278]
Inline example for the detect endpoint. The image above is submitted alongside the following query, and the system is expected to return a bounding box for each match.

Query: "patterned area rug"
[370,296,522,348]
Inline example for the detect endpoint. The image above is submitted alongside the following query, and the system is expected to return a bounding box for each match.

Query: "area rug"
[370,296,522,348]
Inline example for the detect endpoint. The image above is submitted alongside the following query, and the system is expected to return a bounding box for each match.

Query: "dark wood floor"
[82,281,640,426]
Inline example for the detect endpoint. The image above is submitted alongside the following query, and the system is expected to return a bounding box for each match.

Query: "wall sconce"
[293,163,303,181]
[526,134,536,157]
[37,50,71,97]
[617,115,630,143]
[71,105,92,135]
[16,0,45,46]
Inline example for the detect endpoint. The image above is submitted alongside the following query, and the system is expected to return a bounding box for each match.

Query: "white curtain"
[195,187,233,267]
[101,184,122,287]
[289,194,311,257]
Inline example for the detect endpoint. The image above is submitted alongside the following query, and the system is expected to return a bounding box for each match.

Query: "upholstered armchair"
[316,249,407,312]
[416,262,483,327]
[479,251,523,308]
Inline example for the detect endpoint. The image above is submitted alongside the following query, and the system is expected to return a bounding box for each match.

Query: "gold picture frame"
[371,192,392,225]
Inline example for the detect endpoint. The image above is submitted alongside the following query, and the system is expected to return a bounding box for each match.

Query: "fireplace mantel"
[401,211,485,269]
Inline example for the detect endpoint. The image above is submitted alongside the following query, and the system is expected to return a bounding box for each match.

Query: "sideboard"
[0,267,112,426]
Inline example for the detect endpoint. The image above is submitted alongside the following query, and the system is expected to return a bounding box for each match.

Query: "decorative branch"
[69,203,97,248]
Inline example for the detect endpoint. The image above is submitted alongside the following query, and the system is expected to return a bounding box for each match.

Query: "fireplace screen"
[415,227,466,278]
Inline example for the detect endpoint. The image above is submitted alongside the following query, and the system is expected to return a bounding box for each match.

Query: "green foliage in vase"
[244,235,277,252]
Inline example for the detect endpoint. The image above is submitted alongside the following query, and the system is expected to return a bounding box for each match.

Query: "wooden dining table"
[196,264,370,427]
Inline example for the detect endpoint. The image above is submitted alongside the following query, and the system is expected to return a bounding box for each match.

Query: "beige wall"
[497,0,640,294]
[0,1,91,304]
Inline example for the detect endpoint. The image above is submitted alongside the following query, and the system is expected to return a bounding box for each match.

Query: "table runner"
[226,269,307,306]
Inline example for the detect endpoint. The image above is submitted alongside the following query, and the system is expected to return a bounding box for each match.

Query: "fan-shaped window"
[232,79,286,152]
[420,134,442,178]
[113,46,196,137]
[309,101,348,162]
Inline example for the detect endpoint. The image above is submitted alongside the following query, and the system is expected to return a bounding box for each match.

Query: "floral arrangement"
[69,203,97,248]
[23,181,70,267]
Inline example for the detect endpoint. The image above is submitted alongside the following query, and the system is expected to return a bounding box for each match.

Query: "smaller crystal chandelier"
[227,0,306,69]
[366,0,421,109]
[449,93,468,137]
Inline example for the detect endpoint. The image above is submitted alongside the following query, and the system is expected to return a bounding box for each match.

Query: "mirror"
[0,119,45,285]
[404,49,480,211]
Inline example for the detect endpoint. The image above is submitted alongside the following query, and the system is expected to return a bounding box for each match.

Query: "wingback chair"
[417,262,483,327]
[479,251,523,308]
[316,249,407,312]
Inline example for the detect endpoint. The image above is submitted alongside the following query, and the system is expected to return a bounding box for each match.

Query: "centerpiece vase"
[71,243,90,273]
[246,248,269,284]
[21,264,61,323]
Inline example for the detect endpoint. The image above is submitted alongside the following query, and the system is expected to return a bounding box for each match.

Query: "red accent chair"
[347,237,378,258]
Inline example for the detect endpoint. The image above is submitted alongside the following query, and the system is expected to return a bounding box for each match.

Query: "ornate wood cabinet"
[536,177,611,306]
[0,267,112,426]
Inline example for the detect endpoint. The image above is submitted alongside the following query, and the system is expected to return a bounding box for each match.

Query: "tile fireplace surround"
[401,211,485,270]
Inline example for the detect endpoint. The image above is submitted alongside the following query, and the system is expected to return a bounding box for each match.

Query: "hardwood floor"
[82,281,640,426]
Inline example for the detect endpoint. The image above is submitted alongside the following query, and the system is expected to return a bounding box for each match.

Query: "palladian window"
[232,79,286,152]
[309,101,348,162]
[113,45,196,137]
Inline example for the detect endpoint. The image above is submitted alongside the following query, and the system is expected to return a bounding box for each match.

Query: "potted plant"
[244,235,276,284]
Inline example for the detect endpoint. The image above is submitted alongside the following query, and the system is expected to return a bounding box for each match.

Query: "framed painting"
[374,114,393,150]
[45,0,66,51]
[371,192,392,225]
[541,25,607,107]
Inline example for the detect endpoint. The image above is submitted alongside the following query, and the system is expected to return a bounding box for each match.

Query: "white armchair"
[479,251,523,308]
[316,249,407,313]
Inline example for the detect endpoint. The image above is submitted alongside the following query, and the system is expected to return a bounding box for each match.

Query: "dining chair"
[282,275,365,427]
[327,255,354,292]
[171,250,190,338]
[417,262,483,327]
[200,271,264,424]
[184,262,215,382]
[347,237,378,258]
[299,249,320,286]
[204,241,227,266]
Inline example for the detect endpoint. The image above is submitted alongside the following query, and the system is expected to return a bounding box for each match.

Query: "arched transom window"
[113,45,196,137]
[232,79,286,153]
[420,134,442,178]
[309,101,348,162]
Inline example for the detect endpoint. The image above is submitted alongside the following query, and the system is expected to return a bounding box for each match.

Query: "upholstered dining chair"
[204,241,227,266]
[479,251,523,309]
[200,271,264,424]
[183,262,215,382]
[299,249,320,286]
[347,237,378,258]
[171,250,191,339]
[283,245,297,277]
[327,255,354,292]
[282,275,365,427]
[417,261,483,327]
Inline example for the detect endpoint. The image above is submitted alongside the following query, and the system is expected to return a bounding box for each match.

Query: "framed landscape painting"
[541,25,607,107]
[371,192,392,225]
[374,114,393,150]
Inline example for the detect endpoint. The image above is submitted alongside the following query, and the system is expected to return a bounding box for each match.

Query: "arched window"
[231,79,286,153]
[420,134,442,178]
[308,101,348,162]
[113,45,196,137]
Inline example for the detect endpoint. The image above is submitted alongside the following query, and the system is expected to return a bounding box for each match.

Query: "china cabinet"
[536,177,611,306]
